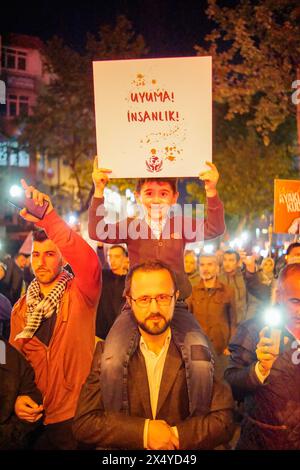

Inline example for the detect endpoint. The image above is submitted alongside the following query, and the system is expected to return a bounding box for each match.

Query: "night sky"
[0,0,233,55]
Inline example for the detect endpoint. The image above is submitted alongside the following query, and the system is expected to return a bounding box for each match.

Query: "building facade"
[0,34,49,253]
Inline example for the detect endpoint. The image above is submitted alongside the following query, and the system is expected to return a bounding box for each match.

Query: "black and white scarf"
[15,269,73,340]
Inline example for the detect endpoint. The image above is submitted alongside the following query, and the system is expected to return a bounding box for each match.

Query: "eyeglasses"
[129,293,175,308]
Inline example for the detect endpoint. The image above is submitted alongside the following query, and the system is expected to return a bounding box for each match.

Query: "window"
[1,47,27,71]
[0,102,6,117]
[7,94,29,117]
[18,55,26,71]
[8,94,17,116]
[0,142,8,166]
[0,141,30,167]
[19,96,29,116]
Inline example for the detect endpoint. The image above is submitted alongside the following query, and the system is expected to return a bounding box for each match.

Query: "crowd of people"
[0,163,300,451]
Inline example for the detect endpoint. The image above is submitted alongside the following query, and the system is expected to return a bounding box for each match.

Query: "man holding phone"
[9,179,101,449]
[225,263,300,450]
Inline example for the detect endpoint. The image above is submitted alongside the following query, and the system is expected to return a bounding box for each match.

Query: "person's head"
[125,260,179,336]
[222,250,240,274]
[31,230,63,285]
[15,253,28,270]
[108,245,128,275]
[286,242,300,265]
[134,178,179,221]
[261,257,275,274]
[184,250,198,274]
[277,264,300,331]
[199,255,219,282]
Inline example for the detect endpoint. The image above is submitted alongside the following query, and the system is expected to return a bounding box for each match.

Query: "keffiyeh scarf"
[15,269,73,340]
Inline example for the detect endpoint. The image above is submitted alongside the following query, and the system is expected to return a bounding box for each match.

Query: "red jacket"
[88,194,225,298]
[10,210,101,425]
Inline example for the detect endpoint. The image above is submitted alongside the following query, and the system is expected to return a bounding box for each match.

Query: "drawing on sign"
[145,150,163,173]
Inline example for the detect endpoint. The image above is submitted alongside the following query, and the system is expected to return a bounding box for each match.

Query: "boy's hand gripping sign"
[93,56,212,178]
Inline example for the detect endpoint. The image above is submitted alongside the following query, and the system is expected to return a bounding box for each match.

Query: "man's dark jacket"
[0,294,12,340]
[0,338,42,449]
[0,258,24,306]
[96,269,126,339]
[73,340,234,450]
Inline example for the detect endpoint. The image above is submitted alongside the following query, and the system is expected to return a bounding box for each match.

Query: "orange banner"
[274,179,300,234]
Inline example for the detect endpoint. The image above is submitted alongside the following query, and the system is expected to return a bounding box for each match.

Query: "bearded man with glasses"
[74,261,234,450]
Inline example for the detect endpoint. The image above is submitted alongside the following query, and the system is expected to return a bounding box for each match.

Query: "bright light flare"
[241,231,249,242]
[263,307,282,328]
[203,244,214,254]
[9,185,23,198]
[66,214,78,226]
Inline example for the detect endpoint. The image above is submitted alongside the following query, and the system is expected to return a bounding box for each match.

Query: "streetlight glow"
[241,231,249,241]
[9,185,23,198]
[203,244,214,254]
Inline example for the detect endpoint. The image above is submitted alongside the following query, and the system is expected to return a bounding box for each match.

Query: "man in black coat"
[225,263,300,450]
[0,293,12,339]
[0,253,28,306]
[0,338,43,449]
[96,245,127,339]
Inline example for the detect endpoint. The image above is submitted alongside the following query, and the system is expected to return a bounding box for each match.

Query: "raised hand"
[92,156,112,198]
[19,179,53,223]
[199,161,219,197]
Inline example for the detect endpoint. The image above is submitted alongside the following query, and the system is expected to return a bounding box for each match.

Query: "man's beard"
[201,273,215,281]
[35,267,63,285]
[136,313,172,336]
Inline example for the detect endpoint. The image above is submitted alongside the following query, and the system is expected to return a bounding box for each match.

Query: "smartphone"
[265,327,281,356]
[8,196,49,220]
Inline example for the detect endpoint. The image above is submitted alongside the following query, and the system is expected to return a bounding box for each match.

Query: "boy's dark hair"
[32,230,48,243]
[184,250,198,260]
[135,178,178,194]
[124,260,178,296]
[286,242,300,256]
[224,249,240,262]
[109,245,128,256]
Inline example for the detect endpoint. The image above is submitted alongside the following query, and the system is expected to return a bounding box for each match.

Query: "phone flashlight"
[263,305,284,355]
[263,306,283,329]
[7,185,49,220]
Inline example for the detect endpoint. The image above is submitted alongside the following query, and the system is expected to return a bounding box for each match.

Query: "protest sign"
[274,179,300,234]
[93,56,212,177]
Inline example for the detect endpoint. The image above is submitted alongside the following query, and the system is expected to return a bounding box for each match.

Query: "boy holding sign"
[88,157,225,299]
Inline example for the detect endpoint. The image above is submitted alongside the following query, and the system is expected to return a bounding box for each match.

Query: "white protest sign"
[93,56,212,177]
